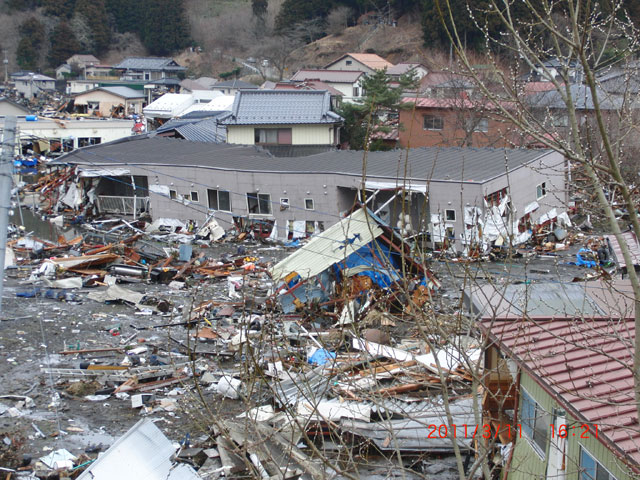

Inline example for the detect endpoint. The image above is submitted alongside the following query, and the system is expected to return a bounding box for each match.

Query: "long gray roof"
[217,89,343,125]
[113,57,185,71]
[526,83,621,110]
[55,136,554,184]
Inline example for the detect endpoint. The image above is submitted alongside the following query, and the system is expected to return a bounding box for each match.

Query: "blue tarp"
[332,240,401,288]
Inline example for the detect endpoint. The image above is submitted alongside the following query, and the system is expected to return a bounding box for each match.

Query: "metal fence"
[97,196,149,216]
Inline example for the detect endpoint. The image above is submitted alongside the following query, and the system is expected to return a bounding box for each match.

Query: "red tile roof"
[481,317,640,470]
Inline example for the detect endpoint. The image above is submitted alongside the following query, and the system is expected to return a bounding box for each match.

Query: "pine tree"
[48,22,80,67]
[140,0,191,55]
[16,38,39,70]
[74,0,111,55]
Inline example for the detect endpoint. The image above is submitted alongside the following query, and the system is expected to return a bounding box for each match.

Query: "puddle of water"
[11,207,81,243]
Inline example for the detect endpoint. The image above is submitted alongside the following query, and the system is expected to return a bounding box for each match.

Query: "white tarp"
[149,185,171,196]
[364,180,428,194]
[145,218,186,233]
[79,168,130,178]
[61,183,82,209]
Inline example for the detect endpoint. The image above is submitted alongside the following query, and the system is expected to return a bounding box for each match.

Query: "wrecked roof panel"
[77,418,200,480]
[269,208,383,282]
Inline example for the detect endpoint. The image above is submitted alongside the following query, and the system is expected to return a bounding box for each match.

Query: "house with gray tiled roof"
[113,57,186,81]
[216,90,343,150]
[211,79,258,95]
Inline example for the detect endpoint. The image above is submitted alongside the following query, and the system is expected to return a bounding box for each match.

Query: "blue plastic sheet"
[308,348,336,366]
[332,240,401,288]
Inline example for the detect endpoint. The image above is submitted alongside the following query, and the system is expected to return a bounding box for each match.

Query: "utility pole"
[2,49,8,85]
[0,116,17,315]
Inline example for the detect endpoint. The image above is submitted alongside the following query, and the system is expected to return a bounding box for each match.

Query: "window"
[207,189,231,211]
[247,192,271,215]
[520,389,550,456]
[485,187,508,207]
[423,115,444,131]
[537,182,546,199]
[467,117,489,133]
[305,198,314,210]
[254,128,292,145]
[580,447,617,480]
[353,87,360,97]
[445,209,456,221]
[346,60,352,66]
[169,190,177,200]
[78,137,101,147]
[190,191,199,203]
[306,221,315,235]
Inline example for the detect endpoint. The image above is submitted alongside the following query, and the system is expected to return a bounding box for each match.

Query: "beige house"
[324,53,393,74]
[217,90,343,150]
[73,86,145,117]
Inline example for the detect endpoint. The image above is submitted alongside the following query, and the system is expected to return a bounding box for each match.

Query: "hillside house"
[211,80,258,96]
[290,70,365,103]
[13,73,56,99]
[73,86,145,117]
[113,57,186,81]
[387,63,428,87]
[216,90,343,154]
[324,53,393,75]
[399,97,518,148]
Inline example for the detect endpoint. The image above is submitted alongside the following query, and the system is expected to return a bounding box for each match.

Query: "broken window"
[305,221,315,235]
[190,191,199,203]
[520,389,549,456]
[247,192,271,215]
[78,137,101,147]
[254,128,292,145]
[423,115,444,131]
[169,190,177,200]
[537,182,547,199]
[305,198,314,210]
[485,187,508,207]
[207,189,231,211]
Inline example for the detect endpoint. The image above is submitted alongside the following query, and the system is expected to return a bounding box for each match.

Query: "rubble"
[0,157,630,479]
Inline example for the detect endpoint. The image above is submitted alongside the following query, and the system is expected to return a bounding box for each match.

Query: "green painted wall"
[506,372,633,480]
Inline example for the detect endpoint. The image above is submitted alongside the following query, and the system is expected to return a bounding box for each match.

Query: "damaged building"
[52,136,566,251]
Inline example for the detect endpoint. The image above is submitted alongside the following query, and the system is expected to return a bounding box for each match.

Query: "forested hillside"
[2,0,640,75]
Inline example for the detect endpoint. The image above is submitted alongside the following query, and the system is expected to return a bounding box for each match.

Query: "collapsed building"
[51,136,567,252]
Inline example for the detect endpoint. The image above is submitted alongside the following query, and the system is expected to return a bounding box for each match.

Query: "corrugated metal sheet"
[482,317,640,466]
[339,397,476,452]
[56,136,554,185]
[269,208,383,282]
[606,231,640,270]
[468,282,604,318]
[78,418,200,480]
[270,366,333,408]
